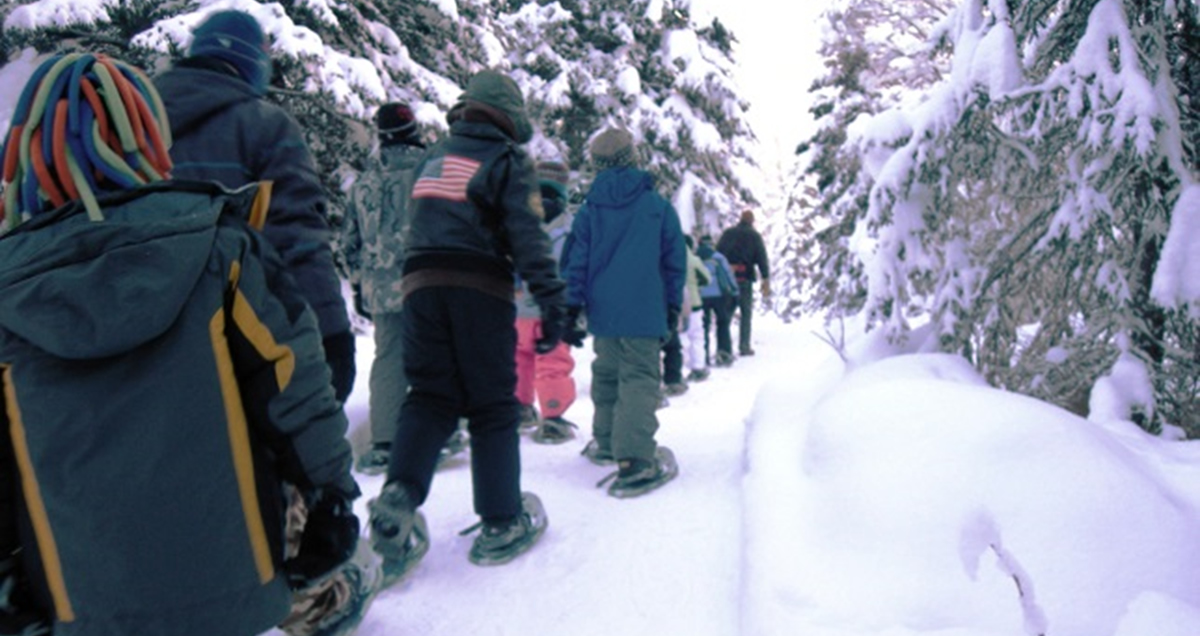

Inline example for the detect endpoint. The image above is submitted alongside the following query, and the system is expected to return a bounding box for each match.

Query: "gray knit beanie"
[590,127,636,169]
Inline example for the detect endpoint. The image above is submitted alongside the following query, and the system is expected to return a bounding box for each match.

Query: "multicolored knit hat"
[536,160,569,200]
[0,53,172,230]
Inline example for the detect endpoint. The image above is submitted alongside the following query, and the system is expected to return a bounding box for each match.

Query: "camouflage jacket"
[340,144,424,314]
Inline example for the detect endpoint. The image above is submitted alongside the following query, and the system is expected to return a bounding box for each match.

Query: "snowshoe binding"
[597,447,679,499]
[378,512,429,586]
[518,404,541,430]
[532,416,577,445]
[354,443,390,476]
[581,439,615,466]
[295,549,382,636]
[462,492,548,566]
[368,482,428,580]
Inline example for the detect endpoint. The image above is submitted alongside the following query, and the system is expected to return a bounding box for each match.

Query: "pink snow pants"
[515,317,576,418]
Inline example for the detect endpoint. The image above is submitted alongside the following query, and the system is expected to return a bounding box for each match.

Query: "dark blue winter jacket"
[563,167,685,338]
[153,61,351,340]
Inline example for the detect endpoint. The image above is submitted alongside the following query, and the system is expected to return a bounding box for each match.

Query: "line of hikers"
[0,8,767,636]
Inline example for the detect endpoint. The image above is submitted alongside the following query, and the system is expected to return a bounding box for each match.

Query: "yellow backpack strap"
[248,180,274,230]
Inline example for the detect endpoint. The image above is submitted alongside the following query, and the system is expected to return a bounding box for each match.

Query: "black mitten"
[536,304,567,354]
[322,331,357,403]
[284,490,360,590]
[0,556,50,636]
[562,305,587,347]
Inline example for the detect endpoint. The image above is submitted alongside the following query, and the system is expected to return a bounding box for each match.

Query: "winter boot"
[599,447,679,499]
[663,381,688,397]
[518,404,540,430]
[686,368,710,382]
[714,351,735,367]
[354,442,390,476]
[581,439,615,466]
[532,416,577,445]
[367,482,429,581]
[464,492,548,566]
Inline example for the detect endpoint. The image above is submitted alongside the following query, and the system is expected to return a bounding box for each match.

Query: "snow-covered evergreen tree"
[1,0,759,235]
[488,0,759,233]
[796,0,1200,434]
[783,0,953,322]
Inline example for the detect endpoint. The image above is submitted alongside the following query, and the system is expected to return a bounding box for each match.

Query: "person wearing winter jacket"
[514,160,580,445]
[562,127,686,498]
[681,236,712,382]
[339,103,426,475]
[0,53,361,636]
[716,210,770,356]
[697,234,738,367]
[367,70,567,567]
[153,9,356,403]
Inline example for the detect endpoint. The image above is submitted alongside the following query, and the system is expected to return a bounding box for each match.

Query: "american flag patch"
[412,155,481,202]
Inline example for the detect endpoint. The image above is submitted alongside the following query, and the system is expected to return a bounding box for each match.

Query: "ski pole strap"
[248,180,273,230]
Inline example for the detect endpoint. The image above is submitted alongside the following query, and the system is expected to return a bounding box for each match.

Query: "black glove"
[323,331,356,403]
[562,305,587,347]
[284,490,360,590]
[536,303,567,354]
[351,282,372,321]
[666,304,681,334]
[0,556,50,636]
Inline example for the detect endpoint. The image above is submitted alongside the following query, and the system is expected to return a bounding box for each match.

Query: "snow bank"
[744,348,1200,636]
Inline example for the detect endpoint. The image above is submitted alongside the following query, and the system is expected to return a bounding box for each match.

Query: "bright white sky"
[691,1,828,182]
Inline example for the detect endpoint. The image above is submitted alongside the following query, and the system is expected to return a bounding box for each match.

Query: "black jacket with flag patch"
[402,119,565,311]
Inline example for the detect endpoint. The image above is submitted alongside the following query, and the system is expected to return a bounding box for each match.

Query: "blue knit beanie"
[189,10,271,95]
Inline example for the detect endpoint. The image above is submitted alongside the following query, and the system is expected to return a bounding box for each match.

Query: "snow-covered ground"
[319,310,1200,636]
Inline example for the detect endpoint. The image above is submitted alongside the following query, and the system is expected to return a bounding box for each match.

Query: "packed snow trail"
[311,313,823,636]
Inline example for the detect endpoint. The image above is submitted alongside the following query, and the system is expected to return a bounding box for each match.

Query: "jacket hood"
[585,167,654,209]
[0,187,219,360]
[455,70,532,143]
[154,65,259,137]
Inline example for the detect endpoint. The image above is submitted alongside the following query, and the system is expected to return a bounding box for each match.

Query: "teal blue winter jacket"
[0,181,356,636]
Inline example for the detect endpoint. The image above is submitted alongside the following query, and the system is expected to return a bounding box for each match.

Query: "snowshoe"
[293,551,381,636]
[354,443,390,476]
[532,416,577,445]
[581,439,615,466]
[597,447,679,499]
[663,382,688,397]
[686,368,710,382]
[379,511,430,586]
[462,492,548,566]
[518,404,540,430]
[714,351,735,367]
[368,483,421,563]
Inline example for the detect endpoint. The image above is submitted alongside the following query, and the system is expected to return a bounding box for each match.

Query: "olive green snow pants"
[590,337,662,461]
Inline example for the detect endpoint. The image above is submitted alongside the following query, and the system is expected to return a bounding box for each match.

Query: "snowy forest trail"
[331,312,822,635]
